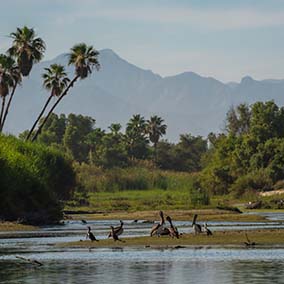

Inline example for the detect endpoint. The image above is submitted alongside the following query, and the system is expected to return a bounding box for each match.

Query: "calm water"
[1,213,284,284]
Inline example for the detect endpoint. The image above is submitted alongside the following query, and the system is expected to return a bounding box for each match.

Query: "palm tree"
[146,115,167,161]
[0,55,20,132]
[26,64,70,140]
[69,43,100,79]
[126,114,148,160]
[31,43,100,142]
[8,26,45,77]
[109,123,122,135]
[126,114,146,134]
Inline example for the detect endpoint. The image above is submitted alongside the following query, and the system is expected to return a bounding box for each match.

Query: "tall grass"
[70,163,210,211]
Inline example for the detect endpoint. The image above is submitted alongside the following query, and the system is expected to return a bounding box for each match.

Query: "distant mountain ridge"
[4,49,284,141]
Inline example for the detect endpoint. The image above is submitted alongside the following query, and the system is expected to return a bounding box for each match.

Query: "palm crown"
[68,43,100,79]
[147,115,167,146]
[42,64,70,97]
[0,55,20,98]
[8,26,46,76]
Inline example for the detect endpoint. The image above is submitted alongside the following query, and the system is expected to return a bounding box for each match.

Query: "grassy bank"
[0,222,37,231]
[70,166,211,211]
[59,228,284,248]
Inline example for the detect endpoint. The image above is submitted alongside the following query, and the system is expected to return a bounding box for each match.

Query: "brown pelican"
[203,223,213,236]
[108,220,124,238]
[150,211,170,236]
[166,216,179,238]
[110,226,124,242]
[86,226,98,241]
[192,214,202,235]
[244,233,256,247]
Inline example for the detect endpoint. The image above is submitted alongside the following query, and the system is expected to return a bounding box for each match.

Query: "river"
[1,212,284,283]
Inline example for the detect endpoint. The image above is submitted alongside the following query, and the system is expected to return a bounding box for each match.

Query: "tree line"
[20,112,207,172]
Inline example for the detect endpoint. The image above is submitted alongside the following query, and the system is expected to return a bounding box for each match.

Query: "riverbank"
[0,222,37,231]
[66,209,267,222]
[59,228,284,248]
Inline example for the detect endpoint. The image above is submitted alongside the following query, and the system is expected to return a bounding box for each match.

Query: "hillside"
[4,49,284,141]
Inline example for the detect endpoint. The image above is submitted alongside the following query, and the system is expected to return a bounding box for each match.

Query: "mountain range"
[4,49,284,141]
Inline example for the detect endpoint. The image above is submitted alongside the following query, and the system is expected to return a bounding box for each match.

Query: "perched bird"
[244,233,256,247]
[86,226,98,242]
[203,223,213,236]
[150,211,170,237]
[166,216,179,238]
[192,214,202,235]
[110,226,124,242]
[108,220,124,238]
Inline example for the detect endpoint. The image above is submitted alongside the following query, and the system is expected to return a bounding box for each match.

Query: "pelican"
[108,220,124,238]
[203,223,213,236]
[150,211,170,236]
[110,226,124,242]
[244,233,255,247]
[192,214,202,235]
[86,226,98,241]
[166,216,179,238]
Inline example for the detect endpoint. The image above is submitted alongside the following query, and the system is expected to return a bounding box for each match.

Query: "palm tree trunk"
[26,94,53,141]
[154,142,157,163]
[0,81,18,132]
[31,75,79,142]
[0,97,6,132]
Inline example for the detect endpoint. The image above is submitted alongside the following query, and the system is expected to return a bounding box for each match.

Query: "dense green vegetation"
[21,112,207,172]
[69,165,208,211]
[201,101,284,198]
[0,135,75,224]
[21,101,284,212]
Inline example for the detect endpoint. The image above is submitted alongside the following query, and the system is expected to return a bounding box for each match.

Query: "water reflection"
[1,256,284,284]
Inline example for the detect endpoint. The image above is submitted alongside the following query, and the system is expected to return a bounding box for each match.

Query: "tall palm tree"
[69,43,100,79]
[126,114,146,134]
[26,64,70,140]
[32,43,100,142]
[0,55,20,132]
[146,115,167,161]
[8,26,46,76]
[126,114,148,160]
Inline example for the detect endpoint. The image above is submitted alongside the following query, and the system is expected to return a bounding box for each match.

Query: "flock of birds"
[85,211,213,242]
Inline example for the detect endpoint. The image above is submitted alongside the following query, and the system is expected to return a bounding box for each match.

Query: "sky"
[1,0,284,82]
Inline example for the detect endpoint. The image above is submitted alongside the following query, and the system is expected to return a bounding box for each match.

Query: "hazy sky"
[1,0,284,82]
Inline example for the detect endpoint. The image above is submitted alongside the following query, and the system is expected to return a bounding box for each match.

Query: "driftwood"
[15,256,43,266]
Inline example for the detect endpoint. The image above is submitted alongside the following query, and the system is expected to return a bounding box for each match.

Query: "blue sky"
[1,0,284,82]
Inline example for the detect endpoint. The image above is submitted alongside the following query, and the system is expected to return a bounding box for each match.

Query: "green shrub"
[0,135,75,224]
[230,169,273,197]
